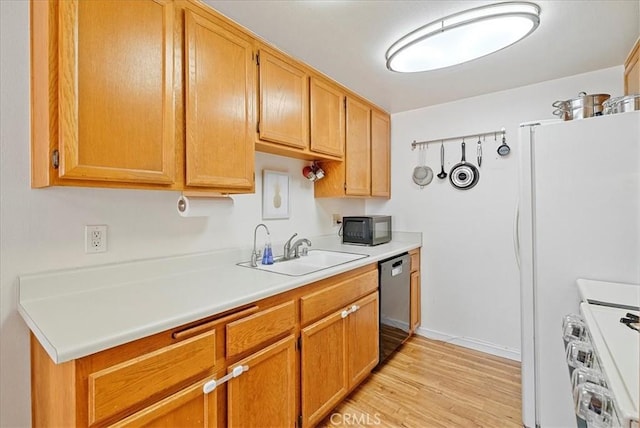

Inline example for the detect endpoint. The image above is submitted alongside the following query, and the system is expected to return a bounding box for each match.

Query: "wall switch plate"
[332,214,342,226]
[85,225,107,253]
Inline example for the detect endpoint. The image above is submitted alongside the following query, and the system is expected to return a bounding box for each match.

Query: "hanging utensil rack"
[411,127,506,149]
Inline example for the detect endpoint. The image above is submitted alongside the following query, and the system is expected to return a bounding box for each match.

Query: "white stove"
[571,279,640,428]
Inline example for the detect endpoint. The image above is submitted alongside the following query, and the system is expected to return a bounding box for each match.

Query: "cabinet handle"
[341,304,360,319]
[202,365,249,394]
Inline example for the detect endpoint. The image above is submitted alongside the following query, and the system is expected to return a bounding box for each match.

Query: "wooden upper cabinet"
[184,9,255,189]
[310,77,345,157]
[371,110,391,198]
[57,0,176,184]
[345,97,371,196]
[258,50,309,149]
[624,37,640,95]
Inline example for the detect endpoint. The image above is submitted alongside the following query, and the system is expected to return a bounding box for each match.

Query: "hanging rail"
[411,127,506,149]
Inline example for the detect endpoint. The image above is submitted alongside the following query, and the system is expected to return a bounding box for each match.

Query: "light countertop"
[19,232,421,364]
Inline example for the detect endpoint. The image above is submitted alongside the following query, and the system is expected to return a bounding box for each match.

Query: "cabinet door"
[310,77,345,157]
[301,311,347,427]
[258,50,309,149]
[371,110,390,198]
[109,378,218,428]
[228,335,297,428]
[410,271,421,332]
[624,39,640,95]
[58,0,175,184]
[345,98,371,196]
[184,10,254,189]
[347,293,379,388]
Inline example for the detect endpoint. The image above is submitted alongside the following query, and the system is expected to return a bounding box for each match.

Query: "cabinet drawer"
[300,269,378,325]
[88,330,216,425]
[226,300,296,357]
[410,250,420,273]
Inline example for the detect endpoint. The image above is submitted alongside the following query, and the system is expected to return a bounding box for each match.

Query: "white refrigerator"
[518,111,640,428]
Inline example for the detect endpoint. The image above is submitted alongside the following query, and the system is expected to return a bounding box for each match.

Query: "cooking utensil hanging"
[412,144,433,188]
[477,137,482,167]
[497,129,510,156]
[437,143,447,179]
[449,141,479,190]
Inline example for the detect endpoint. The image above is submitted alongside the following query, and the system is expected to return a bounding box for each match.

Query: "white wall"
[367,66,623,359]
[0,2,362,426]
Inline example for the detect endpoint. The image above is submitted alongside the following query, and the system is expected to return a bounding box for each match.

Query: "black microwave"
[342,216,392,246]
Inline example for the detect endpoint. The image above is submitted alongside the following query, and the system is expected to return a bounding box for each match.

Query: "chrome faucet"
[251,223,270,267]
[282,233,298,260]
[283,233,312,260]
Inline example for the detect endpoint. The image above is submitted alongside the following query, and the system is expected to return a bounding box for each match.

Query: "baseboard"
[414,326,521,362]
[380,315,409,331]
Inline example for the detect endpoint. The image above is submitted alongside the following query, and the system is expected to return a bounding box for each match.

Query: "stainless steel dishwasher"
[378,252,411,365]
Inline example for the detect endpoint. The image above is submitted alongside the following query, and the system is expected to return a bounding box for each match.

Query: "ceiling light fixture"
[385,2,540,73]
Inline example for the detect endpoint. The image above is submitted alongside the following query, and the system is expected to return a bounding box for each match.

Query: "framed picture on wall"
[262,170,290,219]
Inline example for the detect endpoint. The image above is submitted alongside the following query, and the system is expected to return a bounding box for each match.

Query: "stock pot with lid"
[552,92,610,120]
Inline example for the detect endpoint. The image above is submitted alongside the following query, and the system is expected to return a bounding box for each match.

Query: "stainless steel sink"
[237,249,369,276]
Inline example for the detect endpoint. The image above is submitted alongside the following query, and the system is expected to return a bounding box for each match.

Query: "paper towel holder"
[177,191,232,215]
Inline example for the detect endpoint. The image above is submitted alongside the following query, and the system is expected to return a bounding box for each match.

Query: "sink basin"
[237,249,369,276]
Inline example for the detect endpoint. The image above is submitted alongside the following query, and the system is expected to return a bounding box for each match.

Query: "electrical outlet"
[85,225,107,253]
[332,214,342,226]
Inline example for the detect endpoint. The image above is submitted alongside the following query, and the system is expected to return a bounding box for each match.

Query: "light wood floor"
[318,335,522,427]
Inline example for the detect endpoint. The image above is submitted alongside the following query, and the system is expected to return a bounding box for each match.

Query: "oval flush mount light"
[386,2,540,73]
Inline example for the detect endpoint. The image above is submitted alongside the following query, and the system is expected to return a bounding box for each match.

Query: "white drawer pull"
[203,365,248,394]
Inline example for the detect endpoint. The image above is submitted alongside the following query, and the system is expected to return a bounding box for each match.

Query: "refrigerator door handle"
[513,199,521,270]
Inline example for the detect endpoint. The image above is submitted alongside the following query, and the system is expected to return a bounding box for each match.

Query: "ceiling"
[204,1,640,114]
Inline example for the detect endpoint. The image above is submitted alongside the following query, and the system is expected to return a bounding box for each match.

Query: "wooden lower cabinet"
[30,262,393,427]
[347,293,379,387]
[409,249,421,333]
[300,309,348,427]
[110,378,218,428]
[228,335,297,427]
[300,292,379,428]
